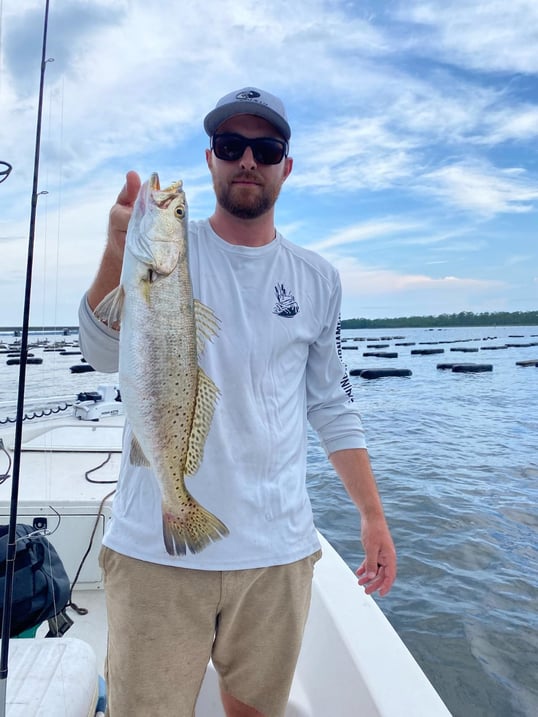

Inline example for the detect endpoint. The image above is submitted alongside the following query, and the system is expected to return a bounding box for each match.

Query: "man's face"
[206,114,293,220]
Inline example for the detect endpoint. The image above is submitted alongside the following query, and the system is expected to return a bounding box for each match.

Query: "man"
[79,87,396,717]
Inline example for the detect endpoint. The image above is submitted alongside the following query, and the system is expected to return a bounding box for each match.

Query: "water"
[1,325,537,716]
[309,325,538,717]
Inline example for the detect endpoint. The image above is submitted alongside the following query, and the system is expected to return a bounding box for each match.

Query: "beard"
[213,172,282,219]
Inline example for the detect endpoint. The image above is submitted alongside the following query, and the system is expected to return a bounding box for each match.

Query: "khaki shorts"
[99,547,321,717]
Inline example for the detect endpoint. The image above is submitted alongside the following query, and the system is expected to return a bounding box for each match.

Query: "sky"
[0,0,537,325]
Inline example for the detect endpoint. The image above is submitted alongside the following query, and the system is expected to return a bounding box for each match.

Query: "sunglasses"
[211,133,288,165]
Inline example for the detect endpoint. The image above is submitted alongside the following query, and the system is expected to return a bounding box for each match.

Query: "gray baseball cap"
[204,87,291,140]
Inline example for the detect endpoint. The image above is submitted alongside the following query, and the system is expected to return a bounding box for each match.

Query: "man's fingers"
[116,170,141,207]
[356,560,396,597]
[357,557,380,580]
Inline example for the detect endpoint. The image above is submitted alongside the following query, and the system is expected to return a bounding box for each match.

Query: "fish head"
[126,173,188,277]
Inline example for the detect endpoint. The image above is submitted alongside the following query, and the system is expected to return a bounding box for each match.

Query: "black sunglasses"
[211,133,288,165]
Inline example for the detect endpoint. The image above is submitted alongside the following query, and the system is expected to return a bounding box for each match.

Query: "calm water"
[1,325,537,716]
[309,325,538,717]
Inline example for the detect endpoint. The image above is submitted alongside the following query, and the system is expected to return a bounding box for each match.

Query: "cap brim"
[204,102,291,140]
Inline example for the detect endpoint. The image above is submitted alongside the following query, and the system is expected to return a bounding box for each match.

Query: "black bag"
[0,523,71,637]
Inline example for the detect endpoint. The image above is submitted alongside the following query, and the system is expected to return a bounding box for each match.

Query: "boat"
[0,386,452,716]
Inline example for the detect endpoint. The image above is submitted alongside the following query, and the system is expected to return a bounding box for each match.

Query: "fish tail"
[161,498,229,556]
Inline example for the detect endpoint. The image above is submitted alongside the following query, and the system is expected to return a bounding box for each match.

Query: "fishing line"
[0,0,12,188]
[52,77,65,334]
[37,99,51,331]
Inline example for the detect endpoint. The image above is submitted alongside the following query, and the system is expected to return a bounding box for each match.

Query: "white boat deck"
[0,401,452,716]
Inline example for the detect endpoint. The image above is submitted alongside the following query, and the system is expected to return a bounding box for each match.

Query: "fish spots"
[119,175,228,555]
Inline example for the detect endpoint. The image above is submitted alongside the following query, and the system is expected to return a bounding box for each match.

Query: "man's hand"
[356,517,397,597]
[86,170,141,312]
[107,170,141,261]
[329,448,397,598]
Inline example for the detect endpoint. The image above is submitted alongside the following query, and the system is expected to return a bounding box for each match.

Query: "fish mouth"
[150,172,183,194]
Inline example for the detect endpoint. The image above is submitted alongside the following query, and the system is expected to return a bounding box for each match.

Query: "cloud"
[335,259,503,297]
[334,256,507,319]
[290,117,418,192]
[1,0,536,323]
[479,105,538,145]
[306,219,422,251]
[395,1,538,74]
[417,161,538,215]
[0,1,398,208]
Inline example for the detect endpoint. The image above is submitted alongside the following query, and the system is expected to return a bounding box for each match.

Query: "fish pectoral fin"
[94,285,125,329]
[194,299,220,356]
[184,367,220,476]
[129,434,151,467]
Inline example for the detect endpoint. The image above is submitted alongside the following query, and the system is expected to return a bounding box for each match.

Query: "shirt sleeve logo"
[336,315,354,402]
[272,283,300,317]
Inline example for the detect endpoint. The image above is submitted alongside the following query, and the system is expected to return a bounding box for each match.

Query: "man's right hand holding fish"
[87,170,141,314]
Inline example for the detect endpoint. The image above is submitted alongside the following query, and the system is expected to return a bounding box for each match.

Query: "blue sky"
[1,0,537,325]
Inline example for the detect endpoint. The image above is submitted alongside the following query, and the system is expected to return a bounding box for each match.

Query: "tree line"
[341,310,538,329]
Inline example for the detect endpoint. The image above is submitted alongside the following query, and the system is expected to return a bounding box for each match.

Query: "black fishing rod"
[0,0,52,711]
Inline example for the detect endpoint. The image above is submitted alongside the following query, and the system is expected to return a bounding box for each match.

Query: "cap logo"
[236,90,261,100]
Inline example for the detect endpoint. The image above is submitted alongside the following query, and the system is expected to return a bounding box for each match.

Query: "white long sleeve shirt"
[79,219,366,570]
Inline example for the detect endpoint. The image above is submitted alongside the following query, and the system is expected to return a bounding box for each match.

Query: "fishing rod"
[0,0,52,712]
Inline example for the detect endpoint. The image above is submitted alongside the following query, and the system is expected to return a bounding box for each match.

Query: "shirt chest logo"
[272,283,299,318]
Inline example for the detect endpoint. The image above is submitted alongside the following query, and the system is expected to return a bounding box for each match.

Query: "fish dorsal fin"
[194,299,220,357]
[94,286,125,329]
[185,367,220,476]
[129,433,151,467]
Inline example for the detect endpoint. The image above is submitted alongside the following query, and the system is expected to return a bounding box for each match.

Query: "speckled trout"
[95,173,228,555]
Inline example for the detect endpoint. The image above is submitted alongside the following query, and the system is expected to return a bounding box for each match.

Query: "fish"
[95,173,229,556]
